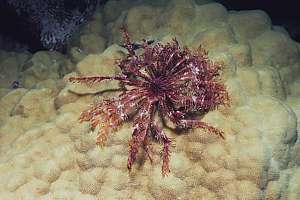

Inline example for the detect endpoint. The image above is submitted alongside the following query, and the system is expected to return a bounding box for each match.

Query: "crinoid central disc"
[150,77,167,95]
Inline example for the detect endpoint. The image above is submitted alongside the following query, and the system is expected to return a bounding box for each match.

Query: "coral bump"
[69,26,229,176]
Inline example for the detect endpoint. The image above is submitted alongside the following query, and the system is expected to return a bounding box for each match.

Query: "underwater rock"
[222,180,263,199]
[0,52,30,88]
[250,30,300,86]
[69,47,88,63]
[67,44,124,94]
[75,134,95,153]
[250,30,300,68]
[273,25,291,36]
[0,88,11,99]
[126,5,162,40]
[104,0,131,22]
[34,160,61,183]
[77,7,107,55]
[149,167,187,199]
[0,58,17,87]
[226,43,252,67]
[193,2,228,25]
[184,186,218,199]
[79,171,101,195]
[79,33,106,54]
[254,65,287,99]
[54,86,79,110]
[16,178,50,197]
[236,67,261,95]
[5,170,27,192]
[0,88,27,125]
[76,153,94,170]
[52,144,76,171]
[101,168,129,190]
[108,2,229,46]
[0,192,16,200]
[234,96,298,168]
[228,10,272,41]
[289,79,300,97]
[209,42,252,70]
[168,2,228,38]
[21,51,72,88]
[191,24,237,50]
[13,88,56,121]
[82,15,105,36]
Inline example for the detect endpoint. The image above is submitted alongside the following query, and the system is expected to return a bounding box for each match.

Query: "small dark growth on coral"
[69,26,230,176]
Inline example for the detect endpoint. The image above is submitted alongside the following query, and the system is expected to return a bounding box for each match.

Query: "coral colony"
[69,26,229,176]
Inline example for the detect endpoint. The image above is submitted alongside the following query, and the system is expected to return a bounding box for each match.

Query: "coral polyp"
[69,26,229,176]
